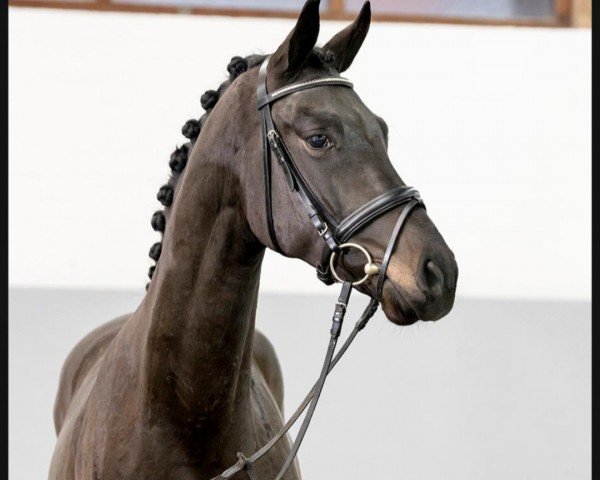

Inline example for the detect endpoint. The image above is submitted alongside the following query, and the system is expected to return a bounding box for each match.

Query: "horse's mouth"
[380,280,421,326]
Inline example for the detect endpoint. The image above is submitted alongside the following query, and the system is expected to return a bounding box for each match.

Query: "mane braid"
[145,49,337,289]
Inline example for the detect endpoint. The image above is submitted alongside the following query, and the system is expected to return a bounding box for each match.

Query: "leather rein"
[210,57,424,480]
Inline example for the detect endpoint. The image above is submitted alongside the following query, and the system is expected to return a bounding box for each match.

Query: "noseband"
[211,57,425,480]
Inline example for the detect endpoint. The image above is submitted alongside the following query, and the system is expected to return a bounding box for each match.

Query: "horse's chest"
[244,372,301,479]
[54,364,297,480]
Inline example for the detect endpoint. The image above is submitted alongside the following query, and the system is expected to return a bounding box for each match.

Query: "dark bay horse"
[50,1,458,478]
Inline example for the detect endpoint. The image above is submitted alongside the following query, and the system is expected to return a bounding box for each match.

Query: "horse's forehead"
[287,87,377,130]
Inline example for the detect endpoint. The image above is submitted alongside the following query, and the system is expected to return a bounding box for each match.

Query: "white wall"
[9,8,591,300]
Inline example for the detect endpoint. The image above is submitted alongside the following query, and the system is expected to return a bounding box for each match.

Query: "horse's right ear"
[322,1,371,72]
[269,0,321,79]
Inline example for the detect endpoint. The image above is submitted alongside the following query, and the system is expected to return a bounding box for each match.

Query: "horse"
[49,1,458,478]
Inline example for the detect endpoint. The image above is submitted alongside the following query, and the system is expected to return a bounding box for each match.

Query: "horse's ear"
[270,0,321,77]
[323,1,371,72]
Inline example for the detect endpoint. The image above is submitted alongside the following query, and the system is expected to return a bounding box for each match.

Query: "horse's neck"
[141,131,264,431]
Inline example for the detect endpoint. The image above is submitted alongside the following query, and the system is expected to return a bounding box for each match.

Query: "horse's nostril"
[420,260,445,300]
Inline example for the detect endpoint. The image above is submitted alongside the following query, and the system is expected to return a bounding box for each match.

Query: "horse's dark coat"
[50,1,458,478]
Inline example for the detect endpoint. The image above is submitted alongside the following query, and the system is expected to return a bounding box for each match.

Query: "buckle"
[267,129,278,143]
[333,301,347,318]
[317,223,329,237]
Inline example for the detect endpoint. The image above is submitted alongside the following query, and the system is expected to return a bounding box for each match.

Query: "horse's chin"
[379,277,455,325]
[380,286,421,326]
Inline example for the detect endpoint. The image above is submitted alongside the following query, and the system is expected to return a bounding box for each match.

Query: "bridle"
[210,57,425,480]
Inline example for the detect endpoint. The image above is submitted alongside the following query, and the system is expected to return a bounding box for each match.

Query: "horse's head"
[239,0,457,325]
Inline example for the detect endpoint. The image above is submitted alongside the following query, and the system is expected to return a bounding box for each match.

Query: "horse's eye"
[306,134,330,149]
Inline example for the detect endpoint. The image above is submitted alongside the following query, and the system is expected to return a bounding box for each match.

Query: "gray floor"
[9,288,590,480]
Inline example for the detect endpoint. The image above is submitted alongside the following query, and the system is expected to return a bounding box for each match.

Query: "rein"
[210,57,424,480]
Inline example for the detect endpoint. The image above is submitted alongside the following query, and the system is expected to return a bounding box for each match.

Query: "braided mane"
[146,49,336,289]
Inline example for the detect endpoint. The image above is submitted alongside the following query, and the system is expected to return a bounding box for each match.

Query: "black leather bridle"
[210,57,424,480]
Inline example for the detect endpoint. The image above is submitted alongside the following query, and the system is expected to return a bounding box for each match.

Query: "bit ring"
[329,243,380,286]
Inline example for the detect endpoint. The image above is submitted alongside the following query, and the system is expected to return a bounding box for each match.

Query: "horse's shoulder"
[252,328,284,412]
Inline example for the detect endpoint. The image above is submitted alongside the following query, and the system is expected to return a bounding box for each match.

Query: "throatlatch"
[211,56,424,480]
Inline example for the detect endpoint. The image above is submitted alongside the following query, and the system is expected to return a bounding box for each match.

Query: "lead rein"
[272,281,355,479]
[215,286,380,480]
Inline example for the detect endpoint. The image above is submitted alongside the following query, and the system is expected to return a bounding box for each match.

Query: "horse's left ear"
[322,1,371,72]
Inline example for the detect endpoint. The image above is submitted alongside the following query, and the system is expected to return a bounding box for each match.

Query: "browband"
[257,77,353,109]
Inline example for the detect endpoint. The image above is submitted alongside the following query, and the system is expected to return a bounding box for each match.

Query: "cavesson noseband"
[211,57,424,480]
